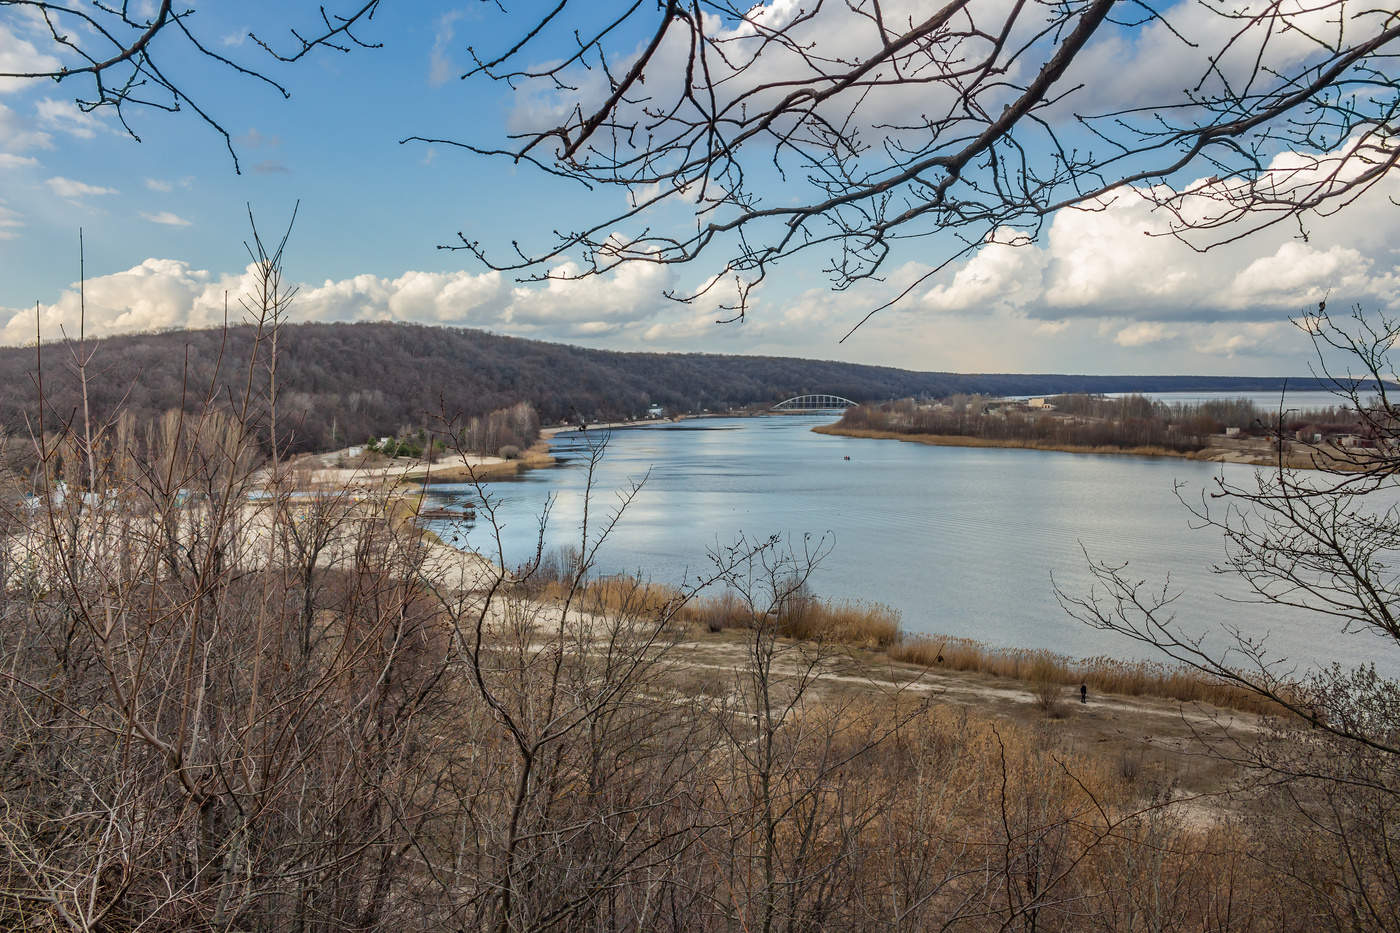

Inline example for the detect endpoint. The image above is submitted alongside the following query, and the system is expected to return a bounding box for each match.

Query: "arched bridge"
[771,394,858,412]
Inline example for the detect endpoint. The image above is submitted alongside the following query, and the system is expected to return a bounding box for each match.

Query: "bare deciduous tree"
[434,0,1400,327]
[5,1,1395,326]
[0,1,384,170]
[4,215,1390,927]
[1058,306,1400,930]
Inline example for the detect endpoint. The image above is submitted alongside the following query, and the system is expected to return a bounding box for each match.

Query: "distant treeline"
[0,321,1372,454]
[840,394,1364,452]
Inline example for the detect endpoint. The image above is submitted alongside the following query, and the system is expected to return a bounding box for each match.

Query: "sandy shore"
[414,416,706,483]
[288,437,555,489]
[292,412,781,491]
[297,416,726,490]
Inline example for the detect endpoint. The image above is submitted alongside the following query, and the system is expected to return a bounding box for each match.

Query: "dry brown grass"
[533,574,901,650]
[773,597,902,649]
[686,589,746,633]
[539,575,688,617]
[890,634,1277,714]
[530,568,1276,714]
[673,589,900,648]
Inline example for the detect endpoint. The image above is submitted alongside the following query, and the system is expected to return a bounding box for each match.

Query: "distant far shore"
[812,423,1356,470]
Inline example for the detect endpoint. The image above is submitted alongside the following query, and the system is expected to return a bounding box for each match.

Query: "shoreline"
[813,423,1351,470]
[539,410,768,437]
[406,436,557,484]
[295,412,767,491]
[524,577,1270,806]
[415,413,737,485]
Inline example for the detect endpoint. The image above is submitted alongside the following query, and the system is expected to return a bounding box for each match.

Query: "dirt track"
[665,631,1263,809]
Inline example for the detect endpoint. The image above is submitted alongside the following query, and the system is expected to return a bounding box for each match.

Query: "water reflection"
[422,415,1400,671]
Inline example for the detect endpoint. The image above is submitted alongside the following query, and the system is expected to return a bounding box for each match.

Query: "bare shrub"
[1057,308,1400,932]
[1030,656,1067,716]
[0,232,1364,932]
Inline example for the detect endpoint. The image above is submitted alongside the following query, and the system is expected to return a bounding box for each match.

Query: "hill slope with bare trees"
[0,321,1347,454]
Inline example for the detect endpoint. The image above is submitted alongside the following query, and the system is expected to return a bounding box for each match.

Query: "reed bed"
[891,634,1277,714]
[526,564,1275,714]
[772,596,902,649]
[537,576,687,617]
[531,572,900,649]
[672,588,900,648]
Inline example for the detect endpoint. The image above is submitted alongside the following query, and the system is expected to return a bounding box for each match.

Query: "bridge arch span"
[771,394,858,412]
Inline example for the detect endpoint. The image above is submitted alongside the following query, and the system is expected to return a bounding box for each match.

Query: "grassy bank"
[531,570,1272,715]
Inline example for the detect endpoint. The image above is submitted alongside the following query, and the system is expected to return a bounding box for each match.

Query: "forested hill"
[0,321,1356,452]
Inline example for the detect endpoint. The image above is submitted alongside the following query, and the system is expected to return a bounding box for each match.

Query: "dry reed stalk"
[891,635,1278,714]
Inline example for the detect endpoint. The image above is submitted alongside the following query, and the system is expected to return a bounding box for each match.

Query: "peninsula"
[818,393,1377,469]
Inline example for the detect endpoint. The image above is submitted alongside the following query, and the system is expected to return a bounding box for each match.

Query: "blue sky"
[2,1,1397,374]
[2,5,520,284]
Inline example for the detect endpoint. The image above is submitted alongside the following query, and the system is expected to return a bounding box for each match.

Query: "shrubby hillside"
[0,321,1345,452]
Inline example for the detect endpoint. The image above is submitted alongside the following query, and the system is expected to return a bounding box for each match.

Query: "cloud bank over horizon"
[8,141,1395,374]
[2,2,1397,375]
[0,256,695,348]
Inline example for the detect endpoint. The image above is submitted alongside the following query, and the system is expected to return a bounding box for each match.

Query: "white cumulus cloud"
[140,211,192,227]
[923,231,1049,314]
[0,23,60,93]
[0,258,240,345]
[1114,322,1172,347]
[35,98,110,139]
[0,101,52,151]
[0,252,689,347]
[46,176,118,199]
[916,141,1400,332]
[428,11,464,87]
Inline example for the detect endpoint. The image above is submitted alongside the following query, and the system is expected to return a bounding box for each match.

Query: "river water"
[421,414,1400,672]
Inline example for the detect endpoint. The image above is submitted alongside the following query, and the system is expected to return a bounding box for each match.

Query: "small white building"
[647,405,665,418]
[1224,426,1242,437]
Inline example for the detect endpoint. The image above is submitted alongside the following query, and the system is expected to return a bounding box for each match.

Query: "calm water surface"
[423,415,1400,671]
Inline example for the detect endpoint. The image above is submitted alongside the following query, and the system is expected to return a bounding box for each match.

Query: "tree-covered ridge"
[0,321,1356,454]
